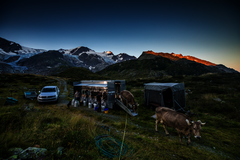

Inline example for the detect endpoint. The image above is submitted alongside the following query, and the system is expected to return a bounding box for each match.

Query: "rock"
[213,98,221,102]
[57,147,64,156]
[22,103,34,111]
[8,154,18,160]
[8,148,23,155]
[18,147,47,159]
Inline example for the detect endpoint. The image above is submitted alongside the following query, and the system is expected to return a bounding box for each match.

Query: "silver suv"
[37,86,60,103]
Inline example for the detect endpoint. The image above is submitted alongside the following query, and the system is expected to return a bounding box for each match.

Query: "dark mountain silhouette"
[16,50,72,75]
[97,51,239,79]
[139,51,216,66]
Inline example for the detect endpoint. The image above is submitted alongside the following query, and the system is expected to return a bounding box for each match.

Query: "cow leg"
[155,119,159,132]
[159,119,169,135]
[187,134,191,145]
[133,106,136,113]
[162,124,169,135]
[178,132,183,145]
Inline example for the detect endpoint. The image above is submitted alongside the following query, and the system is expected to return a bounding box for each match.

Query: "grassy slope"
[0,73,240,159]
[54,67,108,80]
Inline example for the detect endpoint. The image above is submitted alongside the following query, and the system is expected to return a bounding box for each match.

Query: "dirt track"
[52,77,70,106]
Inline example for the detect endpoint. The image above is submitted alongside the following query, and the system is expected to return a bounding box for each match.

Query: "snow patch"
[85,51,116,64]
[18,46,46,54]
[0,49,17,56]
[89,66,95,70]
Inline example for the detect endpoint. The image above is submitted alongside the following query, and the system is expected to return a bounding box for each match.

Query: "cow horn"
[186,119,191,126]
[197,120,206,125]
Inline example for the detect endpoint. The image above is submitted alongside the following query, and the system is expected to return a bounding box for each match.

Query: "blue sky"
[1,0,239,71]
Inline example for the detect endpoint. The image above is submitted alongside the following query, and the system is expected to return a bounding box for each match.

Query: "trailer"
[73,80,125,109]
[24,88,38,99]
[73,80,137,116]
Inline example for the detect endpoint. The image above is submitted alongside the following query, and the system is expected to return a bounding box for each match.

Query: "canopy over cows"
[144,83,185,111]
[73,80,125,109]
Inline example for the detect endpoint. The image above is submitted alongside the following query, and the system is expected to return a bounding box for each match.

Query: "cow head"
[132,102,139,110]
[191,120,206,139]
[133,102,139,107]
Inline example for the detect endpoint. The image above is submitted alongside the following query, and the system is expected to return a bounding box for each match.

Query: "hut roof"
[144,83,185,92]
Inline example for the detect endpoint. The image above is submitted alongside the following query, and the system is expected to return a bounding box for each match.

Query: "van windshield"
[42,88,56,92]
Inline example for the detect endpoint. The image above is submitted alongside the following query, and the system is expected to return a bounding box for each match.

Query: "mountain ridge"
[0,37,136,74]
[97,51,239,79]
[139,50,216,66]
[0,37,238,75]
[138,51,238,74]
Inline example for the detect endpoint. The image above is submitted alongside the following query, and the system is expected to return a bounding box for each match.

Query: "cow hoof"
[155,130,159,133]
[166,134,169,136]
[187,142,191,145]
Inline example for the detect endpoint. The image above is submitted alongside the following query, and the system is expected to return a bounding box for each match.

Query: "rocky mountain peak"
[70,46,92,55]
[105,51,114,55]
[0,37,22,53]
[140,50,216,66]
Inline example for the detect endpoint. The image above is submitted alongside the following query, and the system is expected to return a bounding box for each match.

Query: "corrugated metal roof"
[144,83,179,87]
[144,83,185,92]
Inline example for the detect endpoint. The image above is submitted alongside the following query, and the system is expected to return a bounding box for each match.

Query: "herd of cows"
[119,90,206,145]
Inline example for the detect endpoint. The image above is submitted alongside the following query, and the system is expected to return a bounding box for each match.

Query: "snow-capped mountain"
[0,37,47,73]
[58,46,136,72]
[0,37,136,74]
[0,37,46,56]
[61,47,135,65]
[0,37,238,75]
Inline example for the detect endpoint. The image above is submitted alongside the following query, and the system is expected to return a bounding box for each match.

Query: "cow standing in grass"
[155,107,206,145]
[120,90,139,113]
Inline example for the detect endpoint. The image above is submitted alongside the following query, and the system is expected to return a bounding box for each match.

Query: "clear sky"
[1,0,239,72]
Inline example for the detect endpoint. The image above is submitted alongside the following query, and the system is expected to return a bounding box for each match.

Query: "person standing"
[86,90,89,104]
[75,90,80,101]
[97,92,102,112]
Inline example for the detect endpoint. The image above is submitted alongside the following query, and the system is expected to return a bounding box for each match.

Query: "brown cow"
[120,90,139,113]
[155,107,206,145]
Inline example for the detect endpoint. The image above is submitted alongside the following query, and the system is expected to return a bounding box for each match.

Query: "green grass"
[0,73,240,159]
